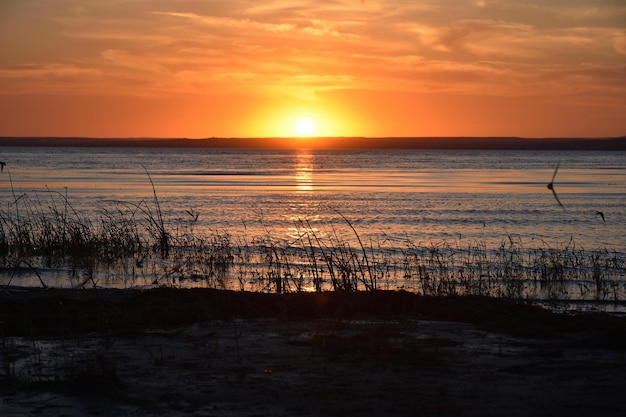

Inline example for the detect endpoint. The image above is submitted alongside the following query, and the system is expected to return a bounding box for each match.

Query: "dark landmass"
[3,288,626,417]
[2,287,625,346]
[1,136,626,150]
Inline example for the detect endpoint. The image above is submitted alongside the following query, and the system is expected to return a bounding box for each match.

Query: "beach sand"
[2,288,626,416]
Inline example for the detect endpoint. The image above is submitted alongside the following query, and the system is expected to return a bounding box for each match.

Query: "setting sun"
[0,1,623,139]
[295,118,315,136]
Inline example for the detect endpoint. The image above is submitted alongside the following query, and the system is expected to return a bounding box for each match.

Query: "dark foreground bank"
[3,288,626,417]
[2,287,626,347]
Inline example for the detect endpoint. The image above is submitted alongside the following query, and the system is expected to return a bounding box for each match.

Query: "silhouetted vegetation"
[1,179,624,312]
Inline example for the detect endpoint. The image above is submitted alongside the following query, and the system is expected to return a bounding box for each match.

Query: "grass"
[0,172,625,310]
[3,170,626,416]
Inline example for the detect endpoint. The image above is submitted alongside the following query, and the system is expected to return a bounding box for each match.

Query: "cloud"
[151,12,296,34]
[0,63,102,94]
[0,0,624,105]
[614,32,626,55]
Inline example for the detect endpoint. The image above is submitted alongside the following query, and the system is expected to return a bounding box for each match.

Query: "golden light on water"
[295,151,313,192]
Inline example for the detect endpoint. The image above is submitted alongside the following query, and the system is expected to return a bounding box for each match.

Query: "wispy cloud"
[2,0,623,98]
[0,0,624,136]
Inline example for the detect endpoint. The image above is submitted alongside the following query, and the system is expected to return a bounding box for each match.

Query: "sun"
[295,118,315,136]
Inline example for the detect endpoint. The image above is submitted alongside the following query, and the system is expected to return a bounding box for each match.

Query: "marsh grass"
[0,178,625,309]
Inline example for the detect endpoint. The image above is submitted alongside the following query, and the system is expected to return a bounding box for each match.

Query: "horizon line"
[1,136,625,151]
[1,135,625,140]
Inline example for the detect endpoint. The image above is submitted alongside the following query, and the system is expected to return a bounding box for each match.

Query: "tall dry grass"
[0,170,624,308]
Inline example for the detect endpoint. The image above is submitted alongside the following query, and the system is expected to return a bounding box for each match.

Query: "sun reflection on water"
[295,151,314,192]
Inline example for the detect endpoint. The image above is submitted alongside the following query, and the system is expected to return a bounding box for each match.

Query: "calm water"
[1,147,624,251]
[1,146,625,309]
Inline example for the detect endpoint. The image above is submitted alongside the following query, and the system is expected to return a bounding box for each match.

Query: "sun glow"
[295,118,315,136]
[249,104,356,140]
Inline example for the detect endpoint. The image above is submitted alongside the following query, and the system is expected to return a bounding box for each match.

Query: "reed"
[1,175,625,309]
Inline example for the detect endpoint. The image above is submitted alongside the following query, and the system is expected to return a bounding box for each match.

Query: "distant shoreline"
[1,136,625,150]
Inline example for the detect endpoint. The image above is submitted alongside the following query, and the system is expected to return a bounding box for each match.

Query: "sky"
[0,0,625,139]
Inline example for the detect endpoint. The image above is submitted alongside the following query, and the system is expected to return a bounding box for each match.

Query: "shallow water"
[0,146,625,304]
[1,147,624,248]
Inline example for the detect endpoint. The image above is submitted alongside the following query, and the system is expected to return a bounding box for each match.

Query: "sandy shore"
[2,288,626,416]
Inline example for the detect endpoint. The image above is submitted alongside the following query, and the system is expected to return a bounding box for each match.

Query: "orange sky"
[0,1,625,139]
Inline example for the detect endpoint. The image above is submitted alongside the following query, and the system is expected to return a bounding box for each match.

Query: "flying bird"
[596,211,605,222]
[547,163,564,208]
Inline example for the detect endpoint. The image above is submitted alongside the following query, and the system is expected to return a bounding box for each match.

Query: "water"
[2,147,624,249]
[1,146,625,308]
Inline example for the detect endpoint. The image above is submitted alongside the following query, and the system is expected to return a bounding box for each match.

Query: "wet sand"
[2,288,626,416]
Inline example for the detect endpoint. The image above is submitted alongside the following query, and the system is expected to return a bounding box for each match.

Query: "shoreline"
[2,287,626,416]
[2,287,626,343]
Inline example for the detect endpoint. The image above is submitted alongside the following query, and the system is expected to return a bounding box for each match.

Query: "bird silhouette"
[547,163,564,208]
[596,211,605,222]
[0,161,5,172]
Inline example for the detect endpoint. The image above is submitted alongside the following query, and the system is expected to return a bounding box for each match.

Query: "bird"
[547,163,564,208]
[0,161,5,172]
[596,211,605,222]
